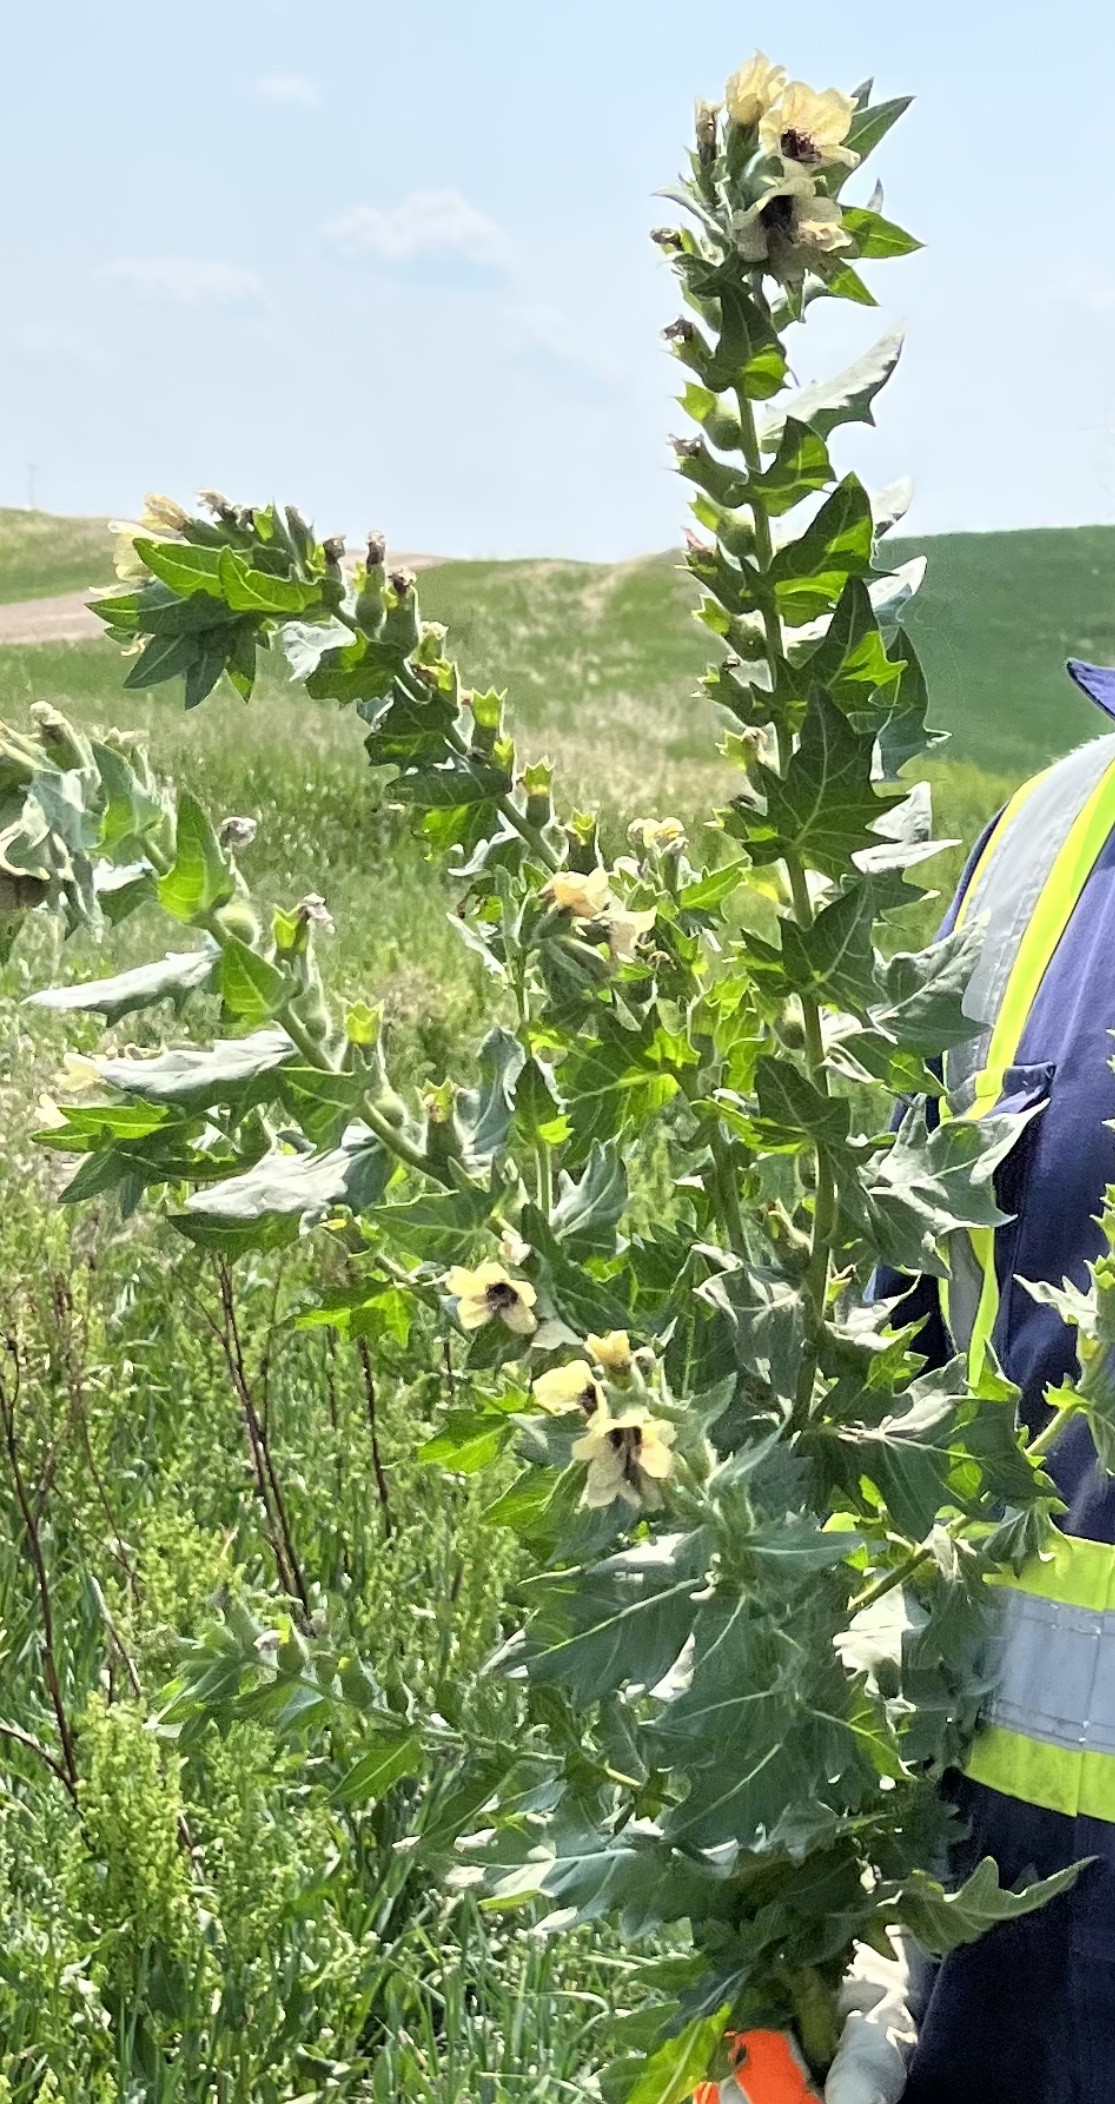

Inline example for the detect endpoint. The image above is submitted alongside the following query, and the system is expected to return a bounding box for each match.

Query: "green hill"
[2,509,1114,775]
[0,507,113,600]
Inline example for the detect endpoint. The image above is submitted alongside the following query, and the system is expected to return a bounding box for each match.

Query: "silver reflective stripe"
[945,734,1115,1100]
[985,1587,1115,1756]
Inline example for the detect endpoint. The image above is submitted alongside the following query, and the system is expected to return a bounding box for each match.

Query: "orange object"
[693,2029,820,2104]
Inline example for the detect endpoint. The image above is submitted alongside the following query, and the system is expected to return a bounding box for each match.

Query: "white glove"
[824,1936,917,2104]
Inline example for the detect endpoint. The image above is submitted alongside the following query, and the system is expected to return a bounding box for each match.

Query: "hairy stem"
[214,1260,311,1619]
[736,380,836,1413]
[356,1335,393,1535]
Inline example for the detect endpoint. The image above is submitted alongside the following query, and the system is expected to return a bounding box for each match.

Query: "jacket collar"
[1067,657,1115,723]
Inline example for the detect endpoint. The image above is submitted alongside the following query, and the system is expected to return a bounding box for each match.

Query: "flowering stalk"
[7,51,1087,2101]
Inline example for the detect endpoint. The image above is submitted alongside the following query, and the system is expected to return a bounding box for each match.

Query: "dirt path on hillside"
[0,554,447,648]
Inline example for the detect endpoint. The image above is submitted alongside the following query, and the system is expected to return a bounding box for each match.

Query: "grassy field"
[0,507,113,601]
[2,505,1113,773]
[0,504,1096,2096]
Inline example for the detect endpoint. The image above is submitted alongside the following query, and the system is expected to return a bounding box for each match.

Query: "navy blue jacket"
[903,663,1115,2103]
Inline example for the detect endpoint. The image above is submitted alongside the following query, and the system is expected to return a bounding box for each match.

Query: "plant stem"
[196,904,448,1184]
[711,1128,748,1259]
[0,1339,79,1796]
[535,1140,554,1221]
[736,381,836,1413]
[356,1334,393,1535]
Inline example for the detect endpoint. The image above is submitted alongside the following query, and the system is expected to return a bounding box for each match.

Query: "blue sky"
[2,1,1113,559]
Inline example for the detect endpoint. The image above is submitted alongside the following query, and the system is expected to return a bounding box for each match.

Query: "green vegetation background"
[0,506,1106,2096]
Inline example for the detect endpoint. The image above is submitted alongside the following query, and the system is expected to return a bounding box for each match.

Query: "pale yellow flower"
[759,81,858,170]
[443,1260,537,1336]
[58,1053,101,1093]
[141,492,190,533]
[725,52,787,129]
[734,177,850,278]
[606,903,657,962]
[532,1360,603,1417]
[108,521,160,582]
[499,1225,531,1270]
[35,1094,67,1131]
[544,867,611,920]
[587,1330,633,1373]
[572,1408,677,1510]
[629,817,686,856]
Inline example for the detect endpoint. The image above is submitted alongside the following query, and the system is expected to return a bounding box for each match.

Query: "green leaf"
[456,1027,524,1170]
[768,477,875,627]
[677,864,745,913]
[745,416,834,517]
[842,206,922,260]
[874,923,982,1056]
[392,757,511,811]
[177,1134,391,1253]
[751,1054,853,1155]
[624,2008,731,2104]
[91,739,167,853]
[515,1533,708,1707]
[27,948,215,1023]
[216,546,320,615]
[217,937,289,1024]
[804,578,904,716]
[779,880,878,1011]
[133,538,226,599]
[745,689,904,879]
[863,1102,1041,1277]
[156,793,234,923]
[481,1816,729,1936]
[123,629,203,692]
[92,1030,294,1113]
[841,96,914,176]
[895,1857,1086,1955]
[419,1407,517,1474]
[757,327,905,452]
[550,1141,628,1256]
[336,1725,424,1806]
[277,1064,368,1149]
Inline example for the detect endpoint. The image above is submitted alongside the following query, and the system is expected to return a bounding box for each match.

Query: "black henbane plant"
[0,49,1087,2100]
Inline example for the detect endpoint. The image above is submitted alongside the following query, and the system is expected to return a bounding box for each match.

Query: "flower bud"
[650,227,684,254]
[322,534,346,568]
[141,492,190,534]
[344,1000,382,1047]
[29,703,90,772]
[197,488,235,522]
[214,897,261,946]
[366,531,387,570]
[218,814,258,851]
[523,760,554,828]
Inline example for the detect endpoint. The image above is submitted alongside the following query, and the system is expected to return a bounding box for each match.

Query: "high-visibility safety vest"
[901,662,1115,2104]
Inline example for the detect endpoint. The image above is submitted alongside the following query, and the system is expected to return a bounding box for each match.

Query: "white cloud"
[324,190,510,271]
[104,258,263,305]
[253,73,320,107]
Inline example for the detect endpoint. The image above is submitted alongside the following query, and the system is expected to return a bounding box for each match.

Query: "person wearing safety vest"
[698,658,1115,2104]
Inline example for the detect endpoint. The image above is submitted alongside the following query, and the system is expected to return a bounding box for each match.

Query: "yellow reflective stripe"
[965,1724,1115,1822]
[942,755,1115,1379]
[965,1537,1115,1820]
[953,769,1051,933]
[968,753,1115,1121]
[987,1530,1115,1612]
